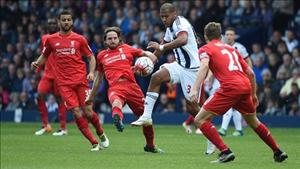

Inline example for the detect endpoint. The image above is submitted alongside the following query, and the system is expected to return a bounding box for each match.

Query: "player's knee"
[84,105,93,117]
[72,107,82,118]
[37,93,46,100]
[150,72,164,85]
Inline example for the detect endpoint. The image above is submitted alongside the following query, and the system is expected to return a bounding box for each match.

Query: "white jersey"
[232,42,249,59]
[163,16,199,69]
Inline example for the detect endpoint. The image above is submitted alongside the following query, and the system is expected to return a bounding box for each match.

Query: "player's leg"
[35,77,52,135]
[182,115,193,134]
[232,109,243,136]
[107,87,125,132]
[60,85,99,150]
[52,81,67,136]
[218,109,233,136]
[132,64,173,126]
[242,114,288,162]
[78,84,109,149]
[127,85,164,153]
[235,94,287,162]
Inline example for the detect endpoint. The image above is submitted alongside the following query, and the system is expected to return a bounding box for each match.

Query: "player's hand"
[87,72,94,81]
[253,94,259,107]
[147,41,160,50]
[85,95,93,104]
[190,89,198,104]
[31,61,39,70]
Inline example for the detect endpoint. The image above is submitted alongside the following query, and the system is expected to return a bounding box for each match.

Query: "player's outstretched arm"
[85,71,104,104]
[142,51,158,64]
[31,54,47,70]
[87,54,96,81]
[147,32,188,57]
[190,58,209,104]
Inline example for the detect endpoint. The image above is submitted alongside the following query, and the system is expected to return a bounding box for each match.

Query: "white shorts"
[160,62,203,102]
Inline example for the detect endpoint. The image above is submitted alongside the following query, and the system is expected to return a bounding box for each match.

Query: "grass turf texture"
[1,122,299,169]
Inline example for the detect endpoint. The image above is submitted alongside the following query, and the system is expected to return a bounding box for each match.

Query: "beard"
[61,24,73,32]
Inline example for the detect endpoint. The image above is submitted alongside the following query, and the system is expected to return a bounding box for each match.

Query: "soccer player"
[34,18,67,136]
[191,22,288,163]
[31,10,109,151]
[217,27,253,137]
[131,2,202,126]
[86,27,163,153]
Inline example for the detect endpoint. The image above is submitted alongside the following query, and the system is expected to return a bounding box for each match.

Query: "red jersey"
[198,39,251,94]
[42,31,93,86]
[97,44,143,86]
[40,34,55,79]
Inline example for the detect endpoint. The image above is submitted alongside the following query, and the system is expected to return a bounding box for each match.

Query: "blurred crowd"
[0,0,300,116]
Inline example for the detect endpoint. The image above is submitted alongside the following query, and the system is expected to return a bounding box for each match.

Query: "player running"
[31,10,109,151]
[191,22,288,163]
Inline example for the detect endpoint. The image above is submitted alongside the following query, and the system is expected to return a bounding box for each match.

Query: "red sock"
[185,115,194,125]
[112,107,123,120]
[37,99,48,127]
[143,125,155,148]
[75,116,98,145]
[58,103,66,130]
[89,112,104,136]
[254,123,280,152]
[200,120,228,152]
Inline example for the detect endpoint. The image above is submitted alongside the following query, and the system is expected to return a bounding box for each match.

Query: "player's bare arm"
[31,54,47,70]
[87,54,96,81]
[190,58,209,104]
[244,66,259,106]
[147,32,188,57]
[85,71,104,104]
[142,51,158,64]
[245,57,253,68]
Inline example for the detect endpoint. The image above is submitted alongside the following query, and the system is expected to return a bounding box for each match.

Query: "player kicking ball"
[85,27,163,153]
[191,22,288,163]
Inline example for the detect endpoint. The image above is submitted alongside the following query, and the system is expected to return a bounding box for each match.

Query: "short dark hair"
[103,27,122,41]
[204,22,222,41]
[58,9,72,20]
[225,27,236,33]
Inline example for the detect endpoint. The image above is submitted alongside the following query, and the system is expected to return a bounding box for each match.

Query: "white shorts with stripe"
[160,62,203,102]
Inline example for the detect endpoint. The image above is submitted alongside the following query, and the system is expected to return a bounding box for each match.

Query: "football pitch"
[1,122,299,169]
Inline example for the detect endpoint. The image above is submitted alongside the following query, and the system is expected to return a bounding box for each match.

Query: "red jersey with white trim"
[198,39,251,94]
[42,31,93,86]
[97,44,143,86]
[41,34,55,79]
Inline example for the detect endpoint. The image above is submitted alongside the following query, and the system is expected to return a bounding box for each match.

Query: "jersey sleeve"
[174,19,189,37]
[96,53,104,73]
[128,45,143,57]
[41,38,52,57]
[198,46,210,61]
[238,44,249,59]
[80,37,93,58]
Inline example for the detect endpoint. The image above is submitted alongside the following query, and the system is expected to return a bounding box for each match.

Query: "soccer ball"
[134,57,154,77]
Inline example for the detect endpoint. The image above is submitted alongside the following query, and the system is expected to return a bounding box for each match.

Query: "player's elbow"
[180,38,188,46]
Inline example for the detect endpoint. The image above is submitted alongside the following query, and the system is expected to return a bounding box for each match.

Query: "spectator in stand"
[223,0,244,27]
[268,30,284,53]
[278,53,295,77]
[285,83,300,116]
[280,68,300,98]
[5,92,19,111]
[250,43,265,63]
[253,54,268,85]
[283,29,299,53]
[267,53,281,80]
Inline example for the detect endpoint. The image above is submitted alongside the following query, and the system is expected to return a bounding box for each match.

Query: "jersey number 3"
[221,49,243,71]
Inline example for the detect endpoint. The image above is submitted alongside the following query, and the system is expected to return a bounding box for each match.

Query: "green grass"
[1,122,299,169]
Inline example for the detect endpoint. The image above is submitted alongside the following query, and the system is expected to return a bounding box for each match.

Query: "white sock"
[221,108,233,130]
[232,109,242,131]
[142,92,159,118]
